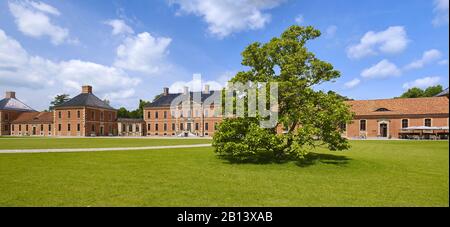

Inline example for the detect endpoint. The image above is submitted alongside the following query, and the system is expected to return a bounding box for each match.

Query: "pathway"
[0,144,212,154]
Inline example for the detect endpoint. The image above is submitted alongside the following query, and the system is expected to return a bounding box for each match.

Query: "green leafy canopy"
[213,25,354,163]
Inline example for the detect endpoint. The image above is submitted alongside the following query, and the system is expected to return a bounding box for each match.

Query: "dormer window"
[375,108,390,112]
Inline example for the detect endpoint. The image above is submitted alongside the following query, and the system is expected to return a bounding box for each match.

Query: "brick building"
[143,86,222,137]
[10,112,53,136]
[1,85,448,139]
[344,97,449,139]
[53,85,118,136]
[0,91,36,136]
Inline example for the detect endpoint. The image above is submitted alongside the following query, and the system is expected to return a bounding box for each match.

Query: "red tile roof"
[345,97,449,116]
[11,112,53,124]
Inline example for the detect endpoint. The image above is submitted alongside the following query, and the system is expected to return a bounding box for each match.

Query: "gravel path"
[0,144,212,154]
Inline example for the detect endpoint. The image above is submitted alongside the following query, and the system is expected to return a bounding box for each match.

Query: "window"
[155,112,159,119]
[424,119,432,127]
[58,111,62,118]
[195,123,199,131]
[195,110,199,117]
[26,125,28,131]
[68,111,71,118]
[77,124,81,132]
[40,124,44,131]
[180,111,183,118]
[214,123,218,130]
[136,125,140,132]
[77,111,81,118]
[5,125,9,131]
[147,124,151,131]
[164,111,167,119]
[171,111,175,119]
[91,111,95,120]
[129,125,133,132]
[155,123,159,131]
[187,123,191,131]
[172,123,175,131]
[48,124,51,131]
[375,108,390,112]
[205,123,209,131]
[402,119,409,128]
[91,124,95,132]
[12,125,14,131]
[5,113,9,120]
[360,120,366,131]
[147,112,151,119]
[100,112,104,121]
[109,113,112,121]
[58,124,61,131]
[180,123,184,130]
[19,125,21,131]
[339,123,346,131]
[68,124,71,131]
[164,123,167,131]
[205,110,209,117]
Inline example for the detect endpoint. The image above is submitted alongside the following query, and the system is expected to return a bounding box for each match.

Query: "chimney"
[82,85,92,94]
[183,86,189,95]
[5,91,16,99]
[163,87,169,96]
[204,84,210,94]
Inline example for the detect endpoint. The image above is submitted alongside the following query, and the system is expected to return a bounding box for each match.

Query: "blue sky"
[0,0,448,111]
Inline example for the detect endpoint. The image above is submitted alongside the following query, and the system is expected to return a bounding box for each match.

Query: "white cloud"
[114,32,172,74]
[438,59,449,65]
[361,59,401,78]
[347,26,409,59]
[28,1,60,16]
[8,0,72,45]
[104,19,134,35]
[403,76,441,89]
[404,49,442,70]
[0,28,140,102]
[325,25,337,38]
[295,14,304,24]
[169,0,284,38]
[344,78,361,89]
[432,0,449,27]
[169,73,227,93]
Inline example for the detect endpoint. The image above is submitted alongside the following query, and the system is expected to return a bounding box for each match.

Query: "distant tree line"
[397,85,444,98]
[117,99,150,119]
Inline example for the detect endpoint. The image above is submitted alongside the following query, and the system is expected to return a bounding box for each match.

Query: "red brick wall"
[11,123,53,136]
[144,107,222,137]
[54,107,117,136]
[346,116,449,139]
[0,110,24,136]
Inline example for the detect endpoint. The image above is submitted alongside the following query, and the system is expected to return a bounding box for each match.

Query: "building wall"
[118,122,145,136]
[144,105,222,137]
[346,115,449,139]
[0,110,23,136]
[10,123,53,136]
[53,107,117,136]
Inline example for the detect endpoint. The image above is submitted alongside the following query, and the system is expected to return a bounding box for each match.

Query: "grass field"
[0,137,211,149]
[0,139,448,206]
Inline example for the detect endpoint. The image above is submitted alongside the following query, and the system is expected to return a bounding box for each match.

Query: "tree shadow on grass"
[295,152,351,167]
[218,151,351,168]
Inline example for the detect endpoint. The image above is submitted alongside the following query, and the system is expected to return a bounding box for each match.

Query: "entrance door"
[380,123,388,137]
[100,126,104,136]
[32,127,36,135]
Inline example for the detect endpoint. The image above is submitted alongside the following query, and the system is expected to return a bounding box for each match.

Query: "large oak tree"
[213,25,353,162]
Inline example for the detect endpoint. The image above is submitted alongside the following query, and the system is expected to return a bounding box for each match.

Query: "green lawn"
[0,137,211,149]
[0,140,448,206]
